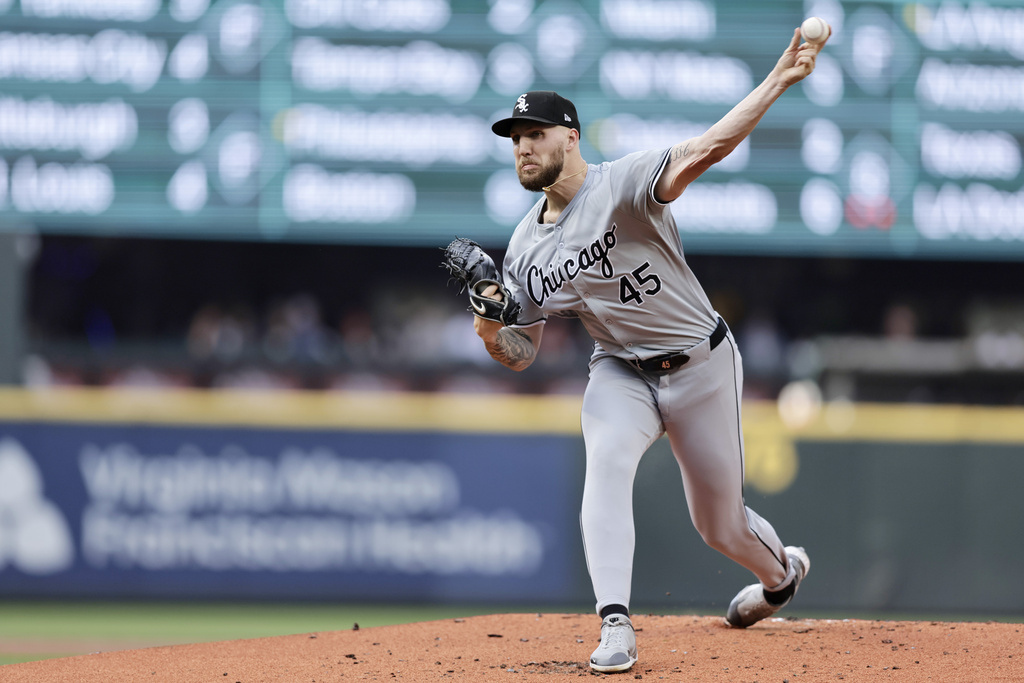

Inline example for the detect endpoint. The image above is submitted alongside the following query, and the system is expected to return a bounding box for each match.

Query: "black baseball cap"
[491,91,581,138]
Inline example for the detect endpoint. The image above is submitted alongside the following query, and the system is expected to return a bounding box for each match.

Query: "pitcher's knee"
[693,517,748,556]
[585,448,641,482]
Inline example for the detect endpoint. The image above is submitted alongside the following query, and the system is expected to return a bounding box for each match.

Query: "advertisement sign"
[0,425,583,602]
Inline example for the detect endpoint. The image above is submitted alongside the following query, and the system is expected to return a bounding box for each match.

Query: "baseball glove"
[441,237,520,326]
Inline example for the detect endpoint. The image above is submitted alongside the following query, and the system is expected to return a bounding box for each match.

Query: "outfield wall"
[0,388,1022,616]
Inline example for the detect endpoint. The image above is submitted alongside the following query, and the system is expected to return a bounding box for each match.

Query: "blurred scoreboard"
[0,0,1022,259]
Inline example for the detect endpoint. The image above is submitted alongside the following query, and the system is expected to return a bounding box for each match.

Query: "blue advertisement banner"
[0,423,584,603]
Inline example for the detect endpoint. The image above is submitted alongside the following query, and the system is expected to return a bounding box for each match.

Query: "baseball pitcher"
[446,22,830,674]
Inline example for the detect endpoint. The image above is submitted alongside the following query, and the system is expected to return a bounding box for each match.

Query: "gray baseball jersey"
[503,148,718,357]
[501,146,793,617]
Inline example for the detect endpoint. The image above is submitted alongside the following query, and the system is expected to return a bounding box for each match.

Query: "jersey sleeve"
[502,240,547,328]
[609,147,674,222]
[505,277,546,328]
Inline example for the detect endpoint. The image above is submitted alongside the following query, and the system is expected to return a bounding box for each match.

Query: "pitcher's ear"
[567,127,580,150]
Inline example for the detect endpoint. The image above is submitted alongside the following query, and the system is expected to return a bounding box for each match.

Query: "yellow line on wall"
[743,400,1024,445]
[0,387,584,434]
[1,387,1024,444]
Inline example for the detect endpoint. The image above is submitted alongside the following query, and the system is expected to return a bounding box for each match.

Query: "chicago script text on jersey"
[526,225,618,306]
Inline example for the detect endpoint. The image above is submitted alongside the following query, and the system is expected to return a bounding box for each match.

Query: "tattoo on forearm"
[486,328,535,370]
[671,142,691,161]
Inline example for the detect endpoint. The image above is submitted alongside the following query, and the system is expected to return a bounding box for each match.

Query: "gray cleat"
[726,546,810,628]
[589,614,638,672]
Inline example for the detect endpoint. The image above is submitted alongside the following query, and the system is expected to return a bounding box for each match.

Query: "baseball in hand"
[800,16,829,43]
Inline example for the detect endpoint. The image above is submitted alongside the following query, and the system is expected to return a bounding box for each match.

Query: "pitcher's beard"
[518,149,565,192]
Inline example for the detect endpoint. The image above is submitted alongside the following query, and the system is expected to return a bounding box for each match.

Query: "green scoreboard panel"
[0,0,1022,258]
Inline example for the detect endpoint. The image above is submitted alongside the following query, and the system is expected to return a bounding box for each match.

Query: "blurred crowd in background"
[21,234,1024,405]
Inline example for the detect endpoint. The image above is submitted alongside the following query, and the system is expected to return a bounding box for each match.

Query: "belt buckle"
[669,353,690,371]
[655,353,688,373]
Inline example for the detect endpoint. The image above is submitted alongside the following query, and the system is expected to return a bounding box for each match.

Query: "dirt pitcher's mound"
[3,613,1022,682]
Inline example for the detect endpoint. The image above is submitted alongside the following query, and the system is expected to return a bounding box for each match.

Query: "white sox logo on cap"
[491,91,581,138]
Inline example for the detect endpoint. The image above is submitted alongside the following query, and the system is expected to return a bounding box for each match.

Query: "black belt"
[631,317,728,374]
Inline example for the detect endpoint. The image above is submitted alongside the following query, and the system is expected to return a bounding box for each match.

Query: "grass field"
[0,601,567,666]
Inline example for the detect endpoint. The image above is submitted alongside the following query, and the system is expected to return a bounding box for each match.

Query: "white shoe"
[589,614,638,673]
[726,546,810,628]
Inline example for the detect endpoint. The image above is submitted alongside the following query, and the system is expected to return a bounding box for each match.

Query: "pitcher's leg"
[662,337,789,588]
[580,357,664,614]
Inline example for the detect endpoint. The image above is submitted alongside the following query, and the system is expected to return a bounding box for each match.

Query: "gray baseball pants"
[579,329,791,614]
